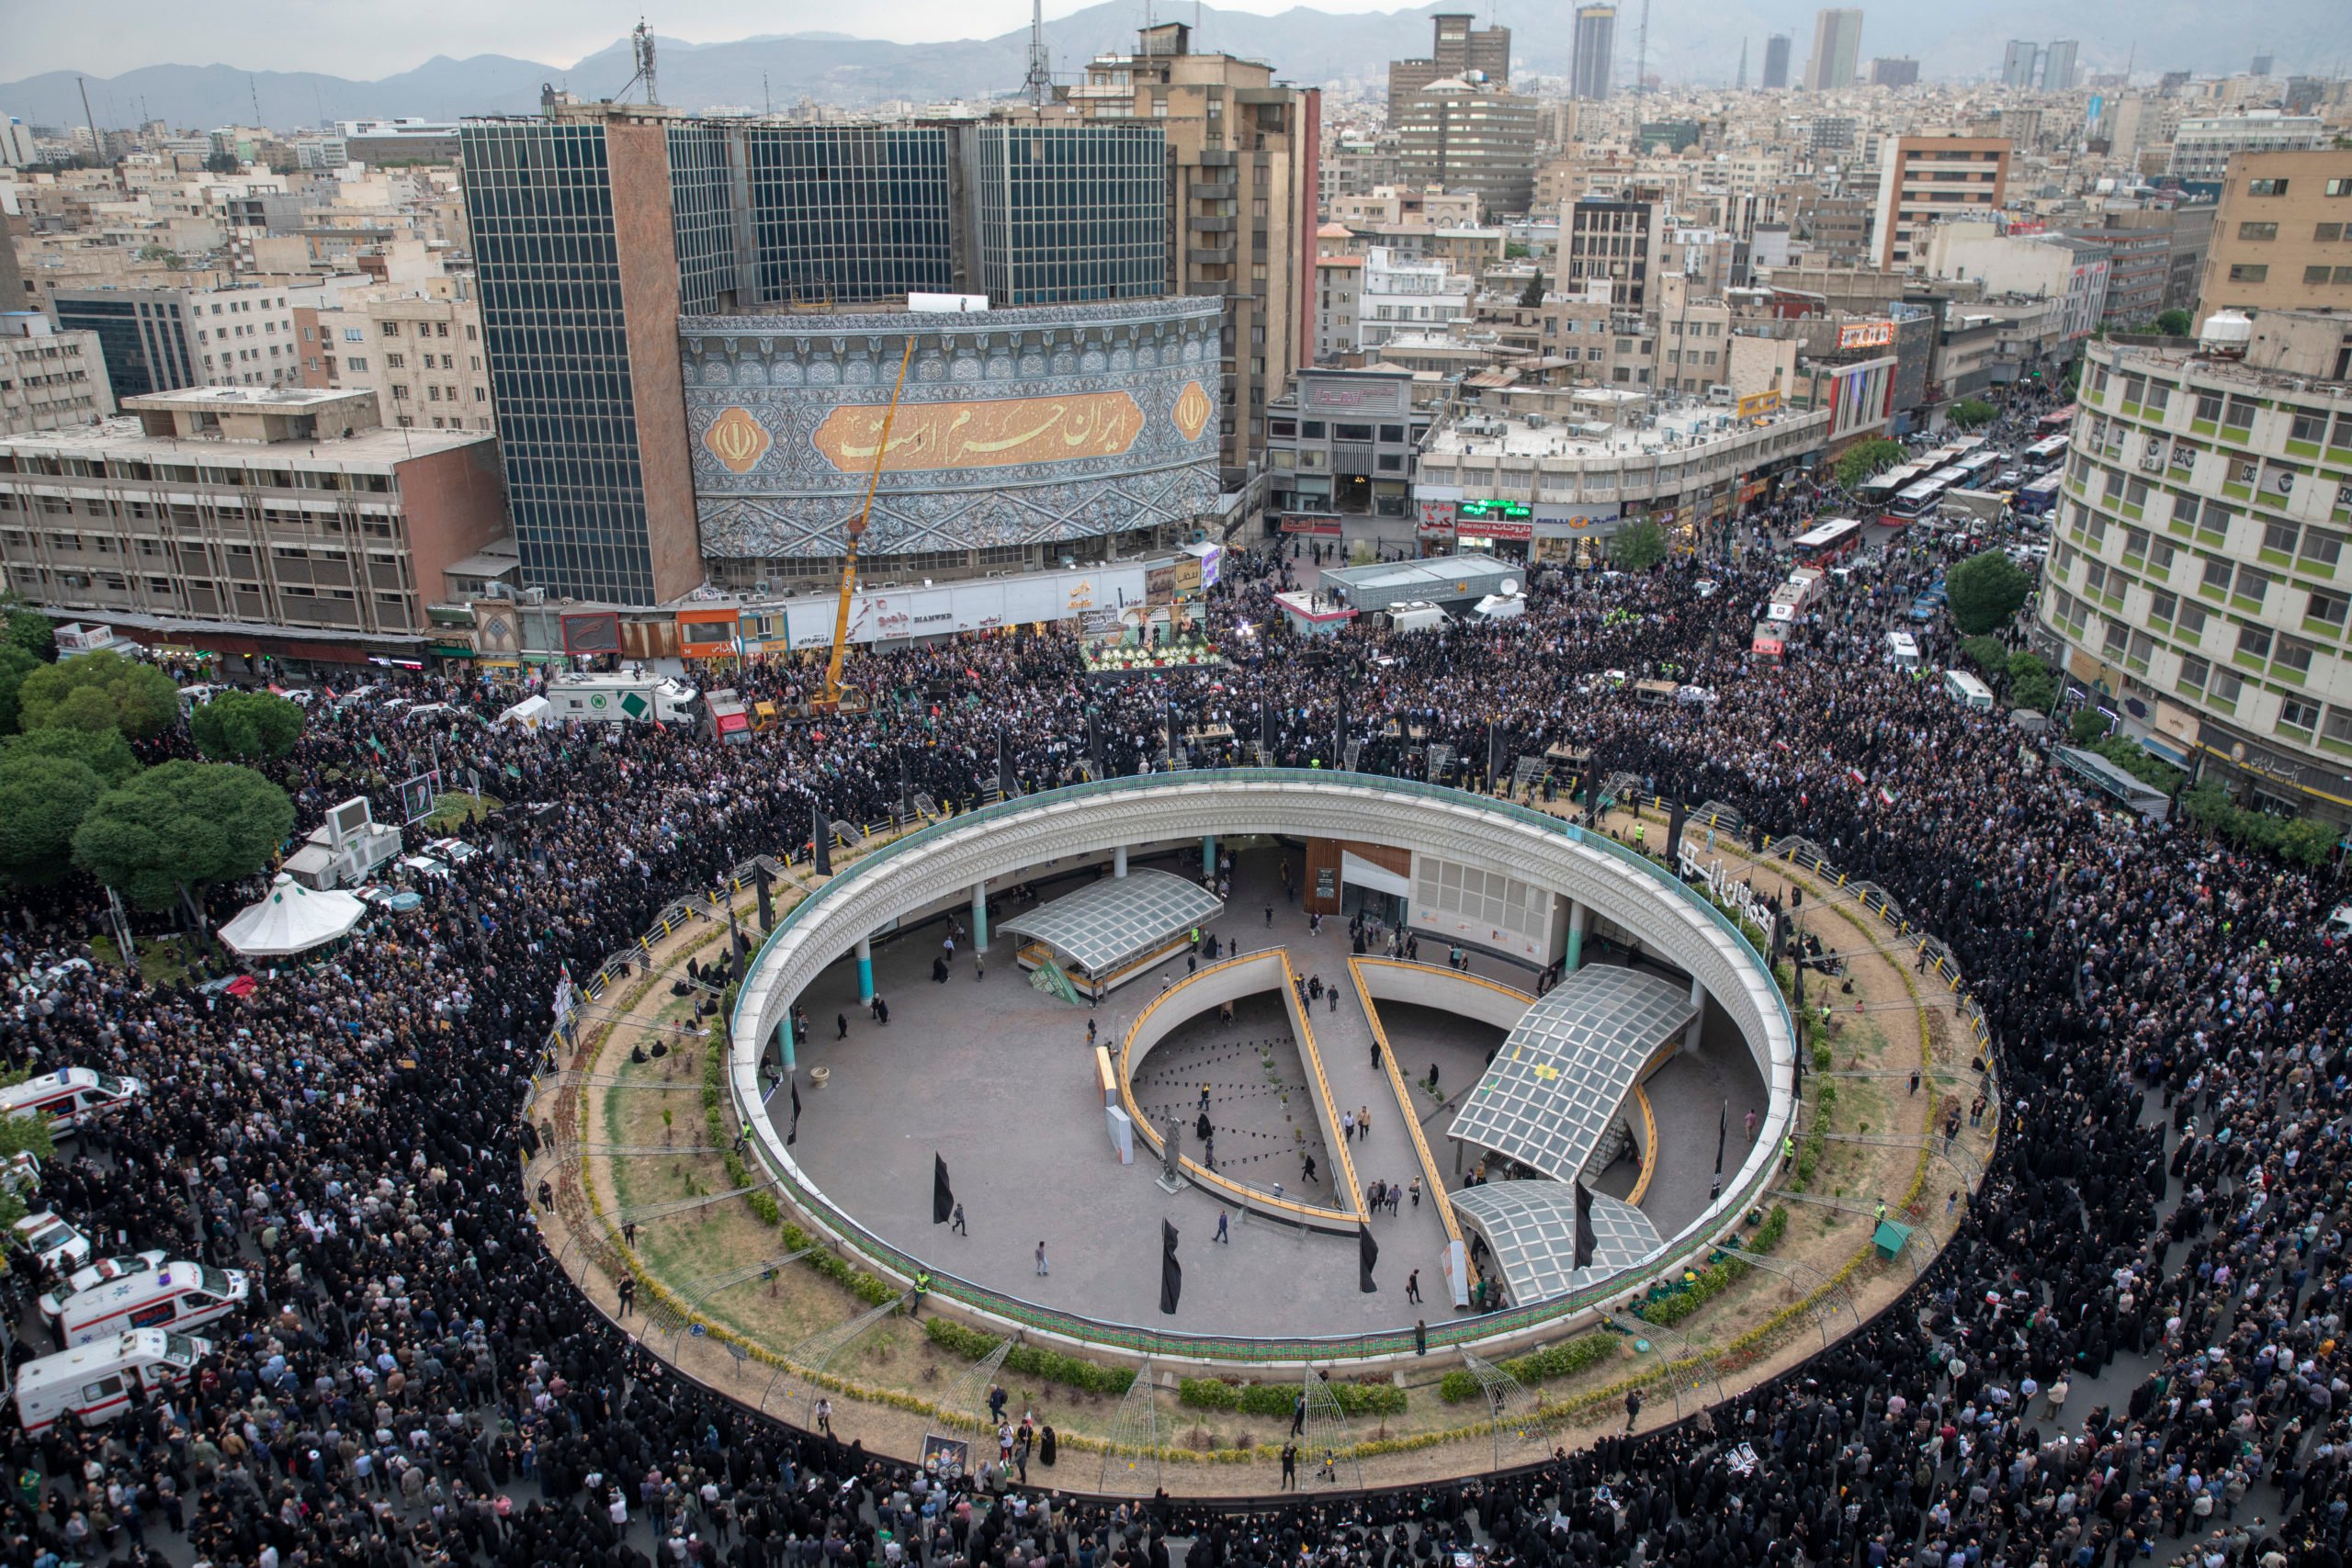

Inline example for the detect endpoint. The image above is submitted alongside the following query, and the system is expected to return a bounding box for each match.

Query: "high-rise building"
[2169,113,2326,186]
[1564,196,1664,310]
[2041,40,2078,92]
[461,96,1180,603]
[2001,41,2039,89]
[1871,135,2011,269]
[1871,58,1919,88]
[1386,13,1512,120]
[1761,35,1792,91]
[1396,78,1542,223]
[2041,316,2352,826]
[1804,8,1864,92]
[1061,22,1320,477]
[2251,53,2276,77]
[1571,6,1617,101]
[0,212,26,312]
[51,283,300,402]
[2196,150,2352,325]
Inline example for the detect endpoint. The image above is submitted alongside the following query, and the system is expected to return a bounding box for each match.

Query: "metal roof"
[1452,1180,1665,1305]
[1448,964,1696,1185]
[1001,868,1225,977]
[1320,553,1524,601]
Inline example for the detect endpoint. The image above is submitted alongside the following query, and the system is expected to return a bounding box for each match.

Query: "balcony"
[1190,215,1236,234]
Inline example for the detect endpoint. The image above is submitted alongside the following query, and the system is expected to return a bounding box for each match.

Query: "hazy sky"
[11,0,1434,78]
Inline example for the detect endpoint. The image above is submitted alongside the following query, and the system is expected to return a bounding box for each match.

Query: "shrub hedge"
[924,1317,1135,1395]
[1179,1375,1405,1416]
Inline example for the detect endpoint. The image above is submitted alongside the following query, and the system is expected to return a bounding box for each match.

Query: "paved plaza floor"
[776,845,1765,1338]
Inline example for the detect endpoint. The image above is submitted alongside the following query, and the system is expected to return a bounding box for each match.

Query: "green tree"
[2,727,143,786]
[1945,548,2033,635]
[189,691,305,761]
[1610,520,1669,570]
[2006,652,2059,712]
[0,1100,55,1235]
[2154,309,2192,336]
[0,751,106,886]
[202,150,240,175]
[1948,398,1997,430]
[0,645,36,735]
[2,606,54,662]
[1519,269,1546,308]
[72,760,294,916]
[2069,706,2111,746]
[17,650,181,738]
[1961,635,2010,677]
[1833,437,1905,491]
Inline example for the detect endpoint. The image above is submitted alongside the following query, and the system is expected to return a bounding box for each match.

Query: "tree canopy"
[1946,549,2034,636]
[1948,399,1997,430]
[0,751,107,886]
[2,726,144,787]
[1610,520,1668,570]
[0,645,37,735]
[17,650,181,738]
[72,760,294,912]
[1833,437,1905,491]
[1,607,52,662]
[2154,309,2192,336]
[190,691,306,761]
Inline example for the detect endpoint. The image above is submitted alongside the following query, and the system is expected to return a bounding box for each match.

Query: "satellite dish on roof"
[1500,579,1520,596]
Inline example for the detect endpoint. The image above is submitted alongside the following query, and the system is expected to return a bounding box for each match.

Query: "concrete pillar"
[972,883,989,949]
[777,1011,797,1072]
[1566,899,1589,972]
[1114,845,1128,879]
[1202,834,1217,882]
[1685,972,1707,1053]
[855,936,874,1006]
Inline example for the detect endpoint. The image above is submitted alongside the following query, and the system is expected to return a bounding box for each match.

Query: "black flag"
[729,905,748,981]
[1714,1101,1728,1176]
[932,1155,955,1224]
[1159,1220,1182,1314]
[997,731,1015,798]
[1487,718,1506,789]
[1260,702,1276,750]
[754,860,775,933]
[1335,691,1349,771]
[897,745,910,815]
[1358,1224,1379,1292]
[1573,1179,1596,1270]
[1667,801,1689,867]
[812,807,832,877]
[1164,705,1178,765]
[1583,760,1601,820]
[1088,712,1103,773]
[786,1078,801,1146]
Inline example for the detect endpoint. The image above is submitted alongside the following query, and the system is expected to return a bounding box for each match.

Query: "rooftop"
[1428,395,1817,461]
[0,414,492,468]
[1452,1180,1665,1305]
[1000,869,1226,979]
[126,386,361,412]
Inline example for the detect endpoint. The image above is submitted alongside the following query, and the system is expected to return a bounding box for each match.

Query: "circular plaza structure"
[727,771,1801,1372]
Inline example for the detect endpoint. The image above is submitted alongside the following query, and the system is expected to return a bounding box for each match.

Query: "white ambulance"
[0,1067,146,1136]
[37,1249,170,1322]
[52,1259,246,1348]
[13,1330,209,1434]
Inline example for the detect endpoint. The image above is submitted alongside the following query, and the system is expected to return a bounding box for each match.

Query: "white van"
[13,1330,209,1435]
[38,1250,169,1321]
[1886,631,1922,671]
[12,1212,92,1274]
[1943,670,1996,709]
[0,1066,146,1137]
[53,1259,247,1348]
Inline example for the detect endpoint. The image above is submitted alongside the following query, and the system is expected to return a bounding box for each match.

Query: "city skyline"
[8,0,2349,99]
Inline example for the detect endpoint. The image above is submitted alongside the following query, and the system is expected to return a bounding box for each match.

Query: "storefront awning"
[1340,851,1410,898]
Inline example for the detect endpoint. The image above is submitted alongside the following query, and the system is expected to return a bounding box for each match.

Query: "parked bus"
[2038,405,2078,433]
[1856,461,1926,506]
[2020,434,2070,469]
[1792,517,1866,564]
[1884,478,1951,523]
[2013,473,2064,517]
[1942,452,2003,491]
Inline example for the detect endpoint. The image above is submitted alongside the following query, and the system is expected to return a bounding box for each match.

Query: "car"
[12,1212,93,1275]
[1996,469,2023,489]
[356,886,424,913]
[2329,903,2352,943]
[1692,579,1720,599]
[38,1250,171,1321]
[424,837,481,866]
[397,854,452,883]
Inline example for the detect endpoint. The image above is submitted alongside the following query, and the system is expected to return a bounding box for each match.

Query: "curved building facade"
[684,299,1224,569]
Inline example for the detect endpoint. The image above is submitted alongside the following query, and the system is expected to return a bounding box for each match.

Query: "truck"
[14,1331,209,1435]
[543,671,700,727]
[1384,602,1448,635]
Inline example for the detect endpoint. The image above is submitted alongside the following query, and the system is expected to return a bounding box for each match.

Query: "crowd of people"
[2,388,2350,1568]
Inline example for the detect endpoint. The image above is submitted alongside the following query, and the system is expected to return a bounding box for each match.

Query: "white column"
[1684,972,1707,1053]
[1113,845,1128,879]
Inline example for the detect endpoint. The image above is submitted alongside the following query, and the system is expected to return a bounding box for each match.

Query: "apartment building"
[1314,254,1364,361]
[1394,78,1541,220]
[1563,197,1665,311]
[1924,222,2112,343]
[1871,136,2011,270]
[1358,248,1470,350]
[51,283,300,401]
[1265,366,1428,518]
[2039,315,2352,825]
[2195,151,2352,326]
[302,288,492,434]
[2168,114,2325,187]
[1386,13,1513,120]
[0,314,114,434]
[0,386,505,660]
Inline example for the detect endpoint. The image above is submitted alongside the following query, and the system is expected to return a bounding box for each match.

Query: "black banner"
[1573,1179,1596,1269]
[754,861,775,933]
[933,1154,956,1225]
[1160,1219,1182,1314]
[1358,1224,1379,1293]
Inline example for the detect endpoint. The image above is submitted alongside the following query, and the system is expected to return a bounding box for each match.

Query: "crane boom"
[821,336,916,709]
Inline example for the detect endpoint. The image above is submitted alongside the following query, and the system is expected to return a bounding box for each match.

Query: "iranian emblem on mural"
[1170,380,1213,443]
[704,406,773,474]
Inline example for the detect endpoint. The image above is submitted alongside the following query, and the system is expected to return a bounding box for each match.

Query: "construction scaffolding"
[1459,1348,1548,1470]
[1301,1371,1362,1491]
[755,1292,911,1427]
[1098,1360,1161,1495]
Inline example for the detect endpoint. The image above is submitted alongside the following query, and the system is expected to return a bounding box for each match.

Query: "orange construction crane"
[819,335,915,711]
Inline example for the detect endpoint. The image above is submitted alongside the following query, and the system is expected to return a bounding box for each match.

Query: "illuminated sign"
[1455,499,1532,521]
[1837,321,1895,350]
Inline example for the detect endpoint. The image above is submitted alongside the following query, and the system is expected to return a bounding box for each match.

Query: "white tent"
[219,873,368,958]
[497,694,552,730]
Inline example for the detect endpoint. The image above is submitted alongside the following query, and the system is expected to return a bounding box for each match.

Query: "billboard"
[560,612,620,655]
[1837,321,1895,350]
[1736,389,1781,419]
[684,298,1223,563]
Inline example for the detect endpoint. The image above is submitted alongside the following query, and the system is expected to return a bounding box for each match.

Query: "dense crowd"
[2,389,2350,1568]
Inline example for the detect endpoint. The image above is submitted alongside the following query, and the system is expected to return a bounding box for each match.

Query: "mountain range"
[5,0,2345,131]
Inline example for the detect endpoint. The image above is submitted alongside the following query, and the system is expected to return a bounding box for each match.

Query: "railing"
[724,768,1800,1365]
